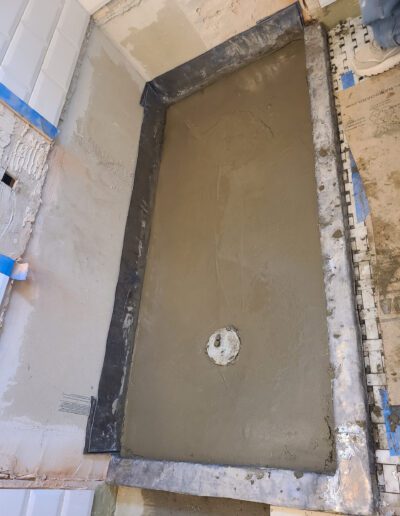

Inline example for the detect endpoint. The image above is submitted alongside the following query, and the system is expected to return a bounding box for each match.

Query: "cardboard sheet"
[339,68,400,404]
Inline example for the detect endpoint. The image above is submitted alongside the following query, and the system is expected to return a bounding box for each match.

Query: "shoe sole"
[354,53,400,77]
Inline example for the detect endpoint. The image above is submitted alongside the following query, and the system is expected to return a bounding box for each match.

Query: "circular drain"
[206,327,240,366]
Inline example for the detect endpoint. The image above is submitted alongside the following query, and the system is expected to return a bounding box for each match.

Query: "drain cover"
[206,327,240,366]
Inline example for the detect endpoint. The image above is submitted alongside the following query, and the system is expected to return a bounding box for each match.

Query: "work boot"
[354,40,400,76]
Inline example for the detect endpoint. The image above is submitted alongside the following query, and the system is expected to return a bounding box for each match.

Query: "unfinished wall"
[94,0,299,80]
[0,24,144,485]
[0,489,94,515]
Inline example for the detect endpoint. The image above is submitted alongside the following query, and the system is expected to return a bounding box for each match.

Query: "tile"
[0,24,44,100]
[58,0,89,47]
[29,70,67,124]
[26,490,64,516]
[0,490,28,516]
[383,464,400,494]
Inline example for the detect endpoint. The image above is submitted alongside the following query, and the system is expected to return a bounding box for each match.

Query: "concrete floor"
[122,39,334,473]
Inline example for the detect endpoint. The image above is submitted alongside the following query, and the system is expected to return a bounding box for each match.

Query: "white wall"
[0,0,340,492]
[94,0,297,81]
[0,0,89,125]
[92,0,342,82]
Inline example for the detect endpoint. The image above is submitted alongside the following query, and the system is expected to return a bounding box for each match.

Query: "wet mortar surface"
[122,39,335,472]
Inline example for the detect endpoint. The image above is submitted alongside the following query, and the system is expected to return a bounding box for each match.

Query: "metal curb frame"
[86,4,375,513]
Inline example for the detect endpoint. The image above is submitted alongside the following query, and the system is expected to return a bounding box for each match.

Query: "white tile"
[361,306,378,321]
[58,0,89,47]
[21,0,64,43]
[0,490,94,516]
[361,286,375,309]
[29,71,66,124]
[377,450,400,465]
[358,260,371,280]
[0,0,29,36]
[364,339,383,353]
[26,490,64,516]
[0,489,28,516]
[373,386,385,408]
[380,492,400,510]
[364,317,380,340]
[0,0,65,101]
[371,411,384,424]
[378,466,386,486]
[383,464,400,494]
[60,490,94,516]
[41,30,79,90]
[27,0,88,124]
[369,350,384,373]
[78,0,109,14]
[0,34,9,62]
[0,25,44,100]
[377,423,389,449]
[0,0,29,61]
[367,373,386,386]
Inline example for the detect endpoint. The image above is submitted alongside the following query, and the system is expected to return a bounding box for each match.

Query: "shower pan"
[86,5,375,514]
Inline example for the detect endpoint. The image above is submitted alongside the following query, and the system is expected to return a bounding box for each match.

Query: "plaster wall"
[79,0,111,14]
[0,0,360,497]
[94,0,298,80]
[0,25,144,484]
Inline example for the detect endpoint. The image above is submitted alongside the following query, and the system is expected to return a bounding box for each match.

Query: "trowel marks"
[123,40,334,472]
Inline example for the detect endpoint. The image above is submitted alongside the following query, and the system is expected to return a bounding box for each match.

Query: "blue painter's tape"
[350,153,370,223]
[341,70,355,90]
[341,71,369,222]
[0,83,58,140]
[0,254,15,277]
[381,389,400,456]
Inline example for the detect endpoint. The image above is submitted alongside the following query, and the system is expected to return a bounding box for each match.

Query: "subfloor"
[122,39,334,473]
